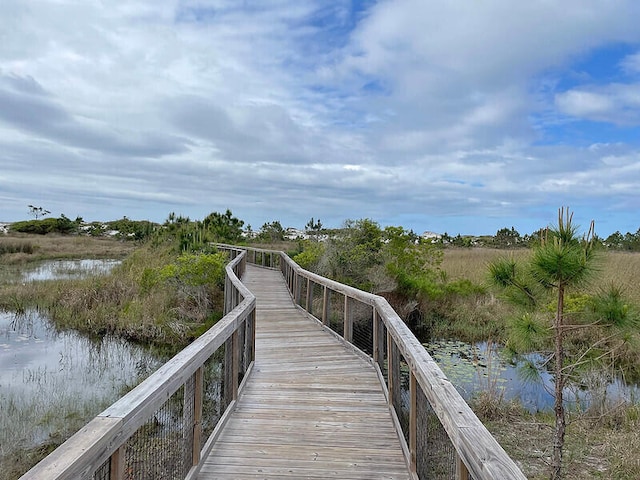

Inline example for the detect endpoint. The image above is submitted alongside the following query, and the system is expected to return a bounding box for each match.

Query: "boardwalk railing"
[221,244,526,480]
[21,247,255,480]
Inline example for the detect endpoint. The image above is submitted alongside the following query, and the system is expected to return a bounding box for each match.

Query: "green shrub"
[158,252,227,289]
[293,241,325,270]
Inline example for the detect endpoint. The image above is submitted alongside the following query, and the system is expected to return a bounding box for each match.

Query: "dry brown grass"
[0,233,135,264]
[483,403,640,479]
[441,247,531,284]
[441,247,640,302]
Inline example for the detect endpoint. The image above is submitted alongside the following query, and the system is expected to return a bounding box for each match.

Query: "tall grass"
[441,248,640,302]
[0,321,163,479]
[0,241,35,255]
[0,240,224,349]
[0,233,135,265]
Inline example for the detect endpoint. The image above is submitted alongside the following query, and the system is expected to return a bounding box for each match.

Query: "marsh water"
[0,260,165,454]
[21,258,122,282]
[424,339,639,412]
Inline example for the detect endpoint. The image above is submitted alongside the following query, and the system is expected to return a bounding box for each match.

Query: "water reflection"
[22,258,120,282]
[424,340,639,412]
[0,310,163,449]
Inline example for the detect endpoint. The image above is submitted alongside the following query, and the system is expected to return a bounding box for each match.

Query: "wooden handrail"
[230,245,526,480]
[20,248,255,480]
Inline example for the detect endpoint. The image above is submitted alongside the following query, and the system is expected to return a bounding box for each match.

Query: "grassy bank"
[0,239,225,349]
[472,396,640,479]
[0,234,226,478]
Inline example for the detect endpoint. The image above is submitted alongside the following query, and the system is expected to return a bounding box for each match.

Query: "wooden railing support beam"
[322,286,329,325]
[343,295,353,343]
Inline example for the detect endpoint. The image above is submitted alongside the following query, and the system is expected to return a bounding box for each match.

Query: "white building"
[421,231,442,241]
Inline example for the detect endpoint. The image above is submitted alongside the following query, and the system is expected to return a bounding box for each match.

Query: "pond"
[0,258,166,473]
[424,340,640,412]
[0,310,165,450]
[21,258,121,282]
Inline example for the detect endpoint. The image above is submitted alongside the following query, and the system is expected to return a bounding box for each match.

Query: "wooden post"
[387,330,394,405]
[250,309,256,362]
[223,277,229,315]
[343,295,353,343]
[192,367,204,466]
[372,309,379,363]
[409,372,417,473]
[109,446,125,480]
[305,278,313,313]
[321,286,328,325]
[377,315,386,372]
[232,329,240,400]
[224,337,234,407]
[456,453,470,480]
[295,274,302,305]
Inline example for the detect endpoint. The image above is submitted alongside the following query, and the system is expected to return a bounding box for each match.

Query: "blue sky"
[1,0,640,237]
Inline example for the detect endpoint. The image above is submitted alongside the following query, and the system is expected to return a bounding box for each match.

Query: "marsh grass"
[479,402,640,479]
[0,311,165,479]
[0,233,135,265]
[443,248,640,478]
[441,247,640,304]
[0,241,35,255]
[1,240,224,349]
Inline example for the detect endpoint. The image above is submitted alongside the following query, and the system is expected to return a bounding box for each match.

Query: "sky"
[2,0,640,237]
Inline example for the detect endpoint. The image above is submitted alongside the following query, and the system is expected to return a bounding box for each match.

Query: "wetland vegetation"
[0,216,232,478]
[2,209,640,479]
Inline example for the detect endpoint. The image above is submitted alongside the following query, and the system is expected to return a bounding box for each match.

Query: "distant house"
[0,223,10,234]
[285,228,308,240]
[421,231,442,241]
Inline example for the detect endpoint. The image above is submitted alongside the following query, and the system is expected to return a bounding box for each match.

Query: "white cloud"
[555,84,640,124]
[1,0,640,235]
[621,51,640,74]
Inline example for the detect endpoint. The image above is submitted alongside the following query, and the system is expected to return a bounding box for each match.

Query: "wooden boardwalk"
[199,265,411,480]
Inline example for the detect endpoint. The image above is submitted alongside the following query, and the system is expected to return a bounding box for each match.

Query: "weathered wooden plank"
[19,417,122,480]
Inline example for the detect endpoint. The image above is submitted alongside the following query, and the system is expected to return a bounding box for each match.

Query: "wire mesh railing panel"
[309,281,324,320]
[237,320,246,387]
[327,289,344,336]
[395,351,411,445]
[304,279,314,314]
[202,343,225,442]
[123,385,191,480]
[378,319,388,385]
[296,275,307,308]
[93,458,110,480]
[416,381,457,480]
[352,302,373,355]
[242,313,254,375]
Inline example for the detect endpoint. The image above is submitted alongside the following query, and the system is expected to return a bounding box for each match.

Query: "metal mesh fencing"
[122,384,192,480]
[242,313,254,377]
[93,458,110,480]
[237,320,246,388]
[391,347,411,445]
[202,343,226,441]
[296,275,307,309]
[377,319,389,385]
[327,290,344,336]
[416,381,458,479]
[309,281,324,320]
[352,302,373,355]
